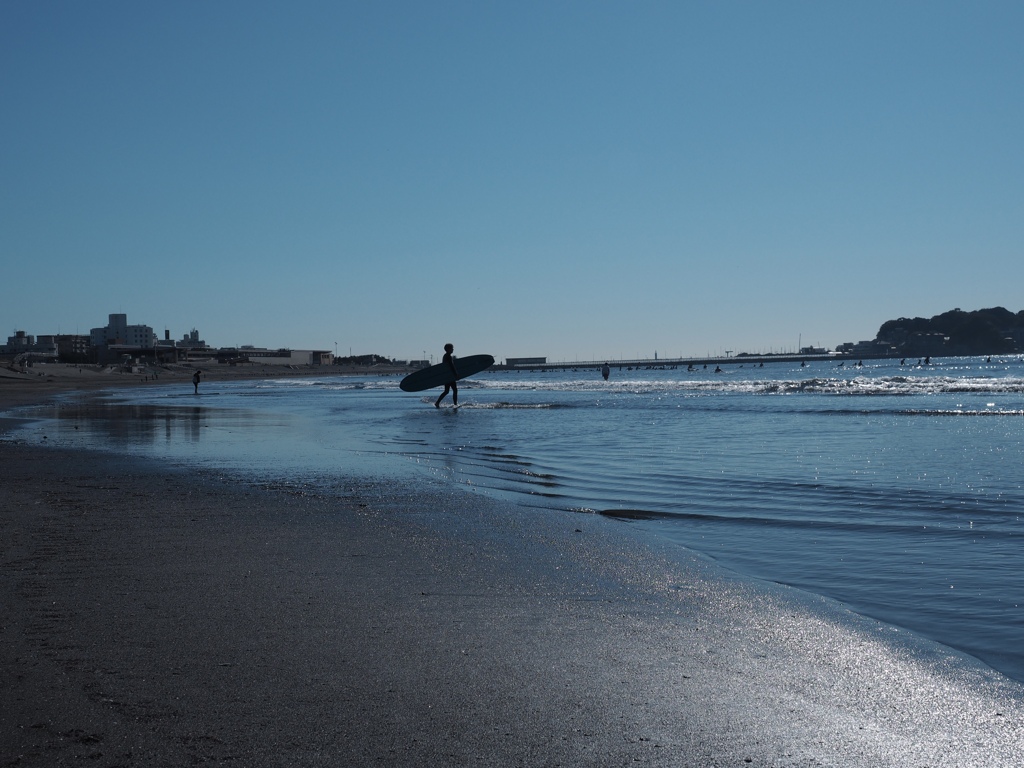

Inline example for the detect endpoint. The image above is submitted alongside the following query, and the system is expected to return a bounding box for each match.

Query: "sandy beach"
[2,373,1023,766]
[0,361,412,408]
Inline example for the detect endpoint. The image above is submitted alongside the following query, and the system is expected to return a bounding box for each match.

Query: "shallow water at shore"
[6,356,1024,682]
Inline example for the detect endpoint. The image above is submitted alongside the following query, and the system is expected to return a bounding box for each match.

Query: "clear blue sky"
[3,1,1022,363]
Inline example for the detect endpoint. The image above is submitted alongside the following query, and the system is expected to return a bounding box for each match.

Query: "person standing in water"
[601,362,610,381]
[435,343,458,408]
[192,369,202,394]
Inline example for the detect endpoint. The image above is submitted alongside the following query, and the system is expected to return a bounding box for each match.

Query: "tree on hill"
[333,353,396,366]
[876,307,1023,356]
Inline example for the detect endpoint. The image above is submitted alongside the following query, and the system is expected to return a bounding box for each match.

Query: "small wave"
[253,378,324,387]
[418,399,570,409]
[595,508,671,521]
[898,409,1024,417]
[254,379,398,392]
[474,401,570,409]
[472,375,1024,397]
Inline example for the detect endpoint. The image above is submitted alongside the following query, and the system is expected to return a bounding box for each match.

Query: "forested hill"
[876,307,1024,356]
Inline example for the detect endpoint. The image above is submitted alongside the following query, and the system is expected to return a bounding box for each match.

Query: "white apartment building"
[90,313,156,349]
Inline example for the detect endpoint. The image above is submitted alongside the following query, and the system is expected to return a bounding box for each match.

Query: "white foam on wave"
[470,375,1024,396]
[254,378,396,391]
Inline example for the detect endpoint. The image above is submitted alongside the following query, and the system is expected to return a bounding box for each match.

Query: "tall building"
[90,313,156,350]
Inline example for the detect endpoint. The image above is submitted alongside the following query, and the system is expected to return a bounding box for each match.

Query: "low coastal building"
[1,331,58,361]
[836,340,896,357]
[219,348,332,366]
[38,334,91,363]
[179,328,207,349]
[2,331,37,354]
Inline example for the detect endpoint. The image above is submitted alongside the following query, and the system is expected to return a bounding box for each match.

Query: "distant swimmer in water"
[192,369,202,394]
[714,365,722,373]
[601,362,610,381]
[435,343,458,408]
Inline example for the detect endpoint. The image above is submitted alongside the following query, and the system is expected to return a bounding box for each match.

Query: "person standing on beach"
[435,343,458,408]
[193,369,202,394]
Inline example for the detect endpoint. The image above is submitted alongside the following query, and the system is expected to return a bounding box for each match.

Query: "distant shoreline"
[0,361,415,410]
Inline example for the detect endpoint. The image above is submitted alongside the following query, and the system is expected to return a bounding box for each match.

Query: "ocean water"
[9,356,1024,682]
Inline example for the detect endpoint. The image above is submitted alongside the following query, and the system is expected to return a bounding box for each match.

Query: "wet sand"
[2,378,1023,766]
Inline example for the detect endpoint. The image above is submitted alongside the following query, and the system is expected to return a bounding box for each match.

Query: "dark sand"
[2,375,1023,766]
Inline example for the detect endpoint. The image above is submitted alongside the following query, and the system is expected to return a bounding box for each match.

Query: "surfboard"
[399,354,495,392]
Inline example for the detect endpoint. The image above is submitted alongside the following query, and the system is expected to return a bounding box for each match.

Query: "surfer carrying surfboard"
[399,349,493,398]
[434,343,458,408]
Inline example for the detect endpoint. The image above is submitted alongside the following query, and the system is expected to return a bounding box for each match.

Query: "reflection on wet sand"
[22,400,280,448]
[7,387,390,481]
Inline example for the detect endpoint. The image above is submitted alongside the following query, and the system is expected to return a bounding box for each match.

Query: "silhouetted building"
[90,313,156,350]
[1,331,57,359]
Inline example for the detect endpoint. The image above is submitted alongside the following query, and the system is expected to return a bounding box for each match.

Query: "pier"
[491,352,897,372]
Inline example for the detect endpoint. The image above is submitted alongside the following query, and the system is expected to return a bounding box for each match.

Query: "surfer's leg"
[435,384,450,408]
[451,382,458,406]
